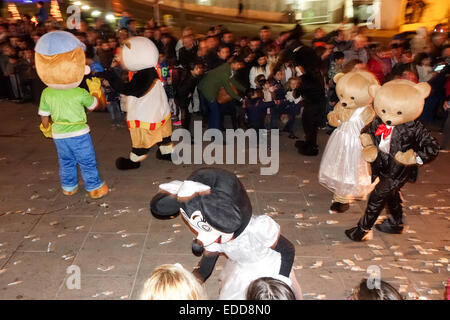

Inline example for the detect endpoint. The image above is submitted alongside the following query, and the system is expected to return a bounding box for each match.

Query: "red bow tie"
[375,124,392,139]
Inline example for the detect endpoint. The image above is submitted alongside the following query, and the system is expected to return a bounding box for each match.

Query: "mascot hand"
[327,111,341,127]
[395,149,417,166]
[362,145,378,163]
[40,123,52,138]
[86,77,102,97]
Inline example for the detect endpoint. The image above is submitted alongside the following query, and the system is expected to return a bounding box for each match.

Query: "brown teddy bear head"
[369,80,431,126]
[334,70,379,110]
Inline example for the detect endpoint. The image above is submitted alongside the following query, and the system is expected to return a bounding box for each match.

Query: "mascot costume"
[35,31,108,199]
[319,71,379,213]
[345,80,439,241]
[101,37,173,170]
[150,168,302,300]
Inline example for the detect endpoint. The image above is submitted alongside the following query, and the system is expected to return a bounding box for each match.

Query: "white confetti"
[351,266,363,272]
[372,257,382,261]
[246,189,255,193]
[172,224,181,228]
[62,254,74,260]
[29,194,39,200]
[24,234,36,239]
[368,244,383,249]
[57,234,66,238]
[315,294,326,300]
[336,262,344,266]
[116,230,127,234]
[320,274,333,280]
[405,229,416,234]
[8,281,22,286]
[294,213,304,219]
[120,295,129,299]
[293,265,303,270]
[99,203,108,207]
[438,258,448,263]
[75,225,85,231]
[122,243,137,248]
[31,238,40,242]
[343,259,355,266]
[419,269,433,274]
[354,254,363,261]
[413,245,432,255]
[326,220,339,225]
[295,240,301,245]
[310,261,323,269]
[97,265,115,272]
[13,260,21,265]
[47,242,54,253]
[93,234,101,239]
[49,221,59,226]
[393,251,403,257]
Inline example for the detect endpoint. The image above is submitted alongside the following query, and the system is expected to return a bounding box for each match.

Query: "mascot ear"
[415,82,431,99]
[369,84,381,98]
[333,72,345,84]
[150,192,180,219]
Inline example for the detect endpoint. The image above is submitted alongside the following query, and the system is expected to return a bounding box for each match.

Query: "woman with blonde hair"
[140,263,208,300]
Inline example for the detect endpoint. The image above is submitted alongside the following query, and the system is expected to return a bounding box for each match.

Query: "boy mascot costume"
[101,37,173,170]
[345,80,439,241]
[319,71,379,213]
[150,168,302,300]
[36,31,108,199]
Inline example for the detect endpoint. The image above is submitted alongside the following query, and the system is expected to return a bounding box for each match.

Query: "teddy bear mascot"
[345,80,439,241]
[36,31,108,199]
[319,70,379,214]
[100,37,173,170]
[149,168,303,300]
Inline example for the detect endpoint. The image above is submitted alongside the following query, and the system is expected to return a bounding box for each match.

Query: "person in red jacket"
[367,46,391,84]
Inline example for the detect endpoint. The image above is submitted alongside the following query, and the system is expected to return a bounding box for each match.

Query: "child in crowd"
[243,88,270,130]
[268,67,286,129]
[350,279,403,300]
[246,277,297,300]
[328,51,345,82]
[140,263,207,300]
[282,76,302,139]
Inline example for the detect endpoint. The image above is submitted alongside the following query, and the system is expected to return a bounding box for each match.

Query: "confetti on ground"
[13,260,21,265]
[8,281,22,286]
[24,234,36,239]
[303,180,310,183]
[372,250,383,256]
[97,266,115,272]
[343,259,355,266]
[310,261,323,269]
[336,262,344,266]
[138,208,145,212]
[393,251,403,257]
[122,243,137,248]
[246,189,254,193]
[29,194,39,200]
[368,244,383,249]
[236,174,244,178]
[173,230,180,234]
[309,216,318,220]
[99,203,108,208]
[390,245,400,250]
[438,258,448,263]
[294,213,304,219]
[405,229,416,234]
[31,238,40,242]
[62,254,74,261]
[351,266,364,272]
[372,257,382,261]
[293,265,303,270]
[49,221,59,226]
[419,269,433,274]
[395,276,407,280]
[445,246,450,252]
[93,234,101,239]
[296,222,312,227]
[75,226,85,231]
[47,242,54,253]
[331,241,341,246]
[354,254,363,261]
[92,291,114,298]
[116,230,126,234]
[120,295,129,299]
[57,234,66,238]
[172,224,181,228]
[388,263,402,268]
[320,275,333,280]
[326,220,339,225]
[398,258,409,262]
[413,245,432,255]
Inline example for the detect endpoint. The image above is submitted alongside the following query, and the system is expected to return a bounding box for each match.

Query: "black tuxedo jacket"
[362,117,439,187]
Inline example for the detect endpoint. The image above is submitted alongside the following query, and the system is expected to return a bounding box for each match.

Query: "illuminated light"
[74,1,82,5]
[8,3,21,20]
[50,0,63,21]
[105,14,116,21]
[81,5,90,10]
[91,10,101,17]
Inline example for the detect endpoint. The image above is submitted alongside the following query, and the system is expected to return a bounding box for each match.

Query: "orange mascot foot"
[63,187,78,196]
[88,183,109,199]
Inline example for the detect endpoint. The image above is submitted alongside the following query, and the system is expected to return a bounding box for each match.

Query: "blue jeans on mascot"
[53,133,103,192]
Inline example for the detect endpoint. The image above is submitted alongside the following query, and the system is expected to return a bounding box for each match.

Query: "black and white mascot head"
[150,167,252,256]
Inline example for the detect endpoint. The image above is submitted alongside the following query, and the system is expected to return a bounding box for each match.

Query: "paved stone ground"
[0,101,449,300]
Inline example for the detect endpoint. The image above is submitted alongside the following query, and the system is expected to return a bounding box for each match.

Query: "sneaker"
[88,183,109,199]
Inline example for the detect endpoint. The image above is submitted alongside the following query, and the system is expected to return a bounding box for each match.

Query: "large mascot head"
[150,168,252,256]
[35,31,90,89]
[120,36,159,71]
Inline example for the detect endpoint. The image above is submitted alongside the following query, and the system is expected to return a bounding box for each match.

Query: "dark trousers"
[198,91,222,129]
[302,106,319,147]
[359,177,404,230]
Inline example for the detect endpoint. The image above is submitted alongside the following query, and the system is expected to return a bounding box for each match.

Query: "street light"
[74,1,82,5]
[105,13,116,22]
[81,5,90,10]
[91,10,101,17]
